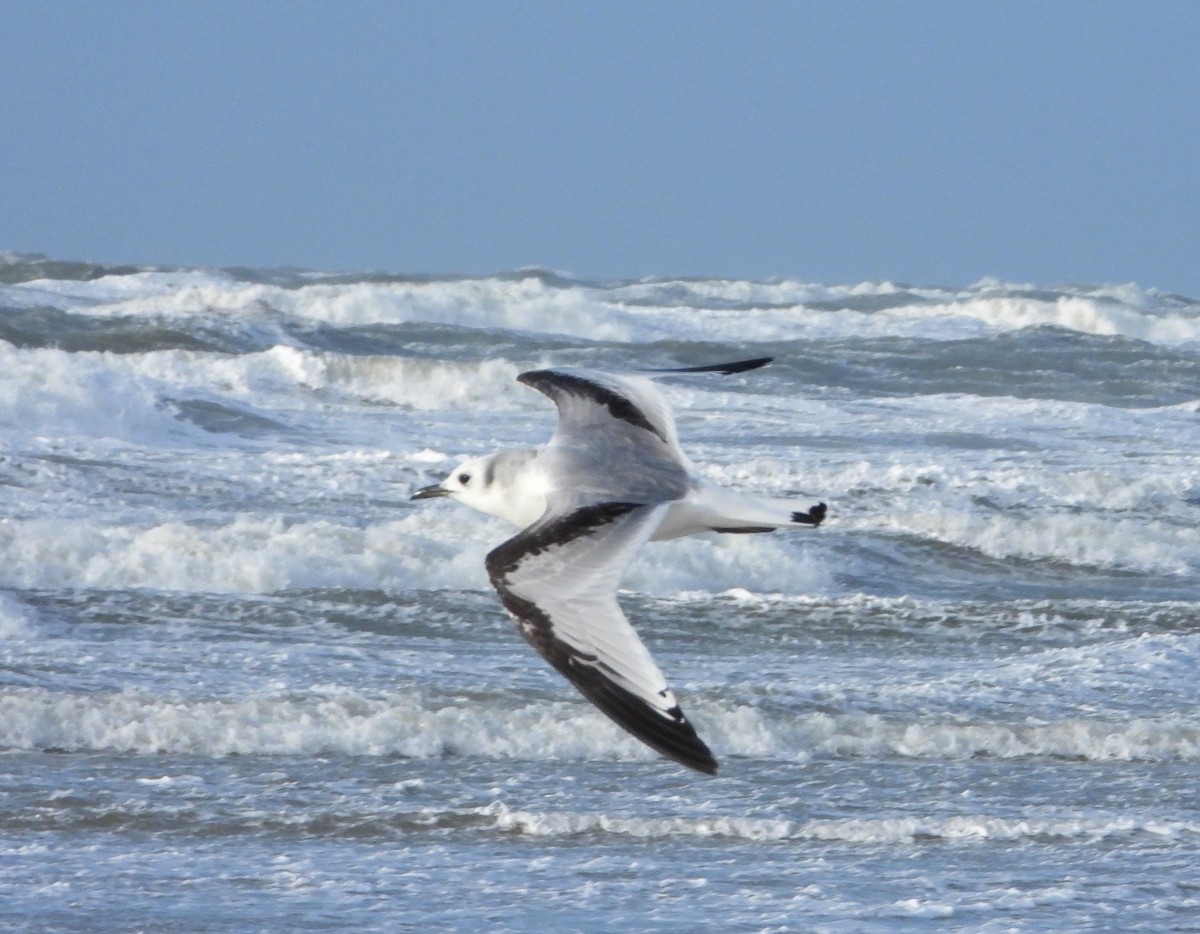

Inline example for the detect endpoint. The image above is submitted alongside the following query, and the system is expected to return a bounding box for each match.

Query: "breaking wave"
[3,264,1197,345]
[2,686,1195,764]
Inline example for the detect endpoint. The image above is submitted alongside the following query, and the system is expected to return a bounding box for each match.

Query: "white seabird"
[410,357,826,774]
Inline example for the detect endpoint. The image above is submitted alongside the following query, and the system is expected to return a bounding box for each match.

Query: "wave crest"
[2,687,1194,764]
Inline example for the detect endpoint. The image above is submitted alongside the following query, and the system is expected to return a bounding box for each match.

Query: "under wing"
[485,500,718,774]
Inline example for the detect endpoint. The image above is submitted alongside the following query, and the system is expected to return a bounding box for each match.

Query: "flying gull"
[410,357,826,774]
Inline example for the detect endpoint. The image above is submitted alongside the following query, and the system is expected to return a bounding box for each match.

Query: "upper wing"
[518,357,772,461]
[485,500,718,774]
[518,367,693,504]
[519,366,685,451]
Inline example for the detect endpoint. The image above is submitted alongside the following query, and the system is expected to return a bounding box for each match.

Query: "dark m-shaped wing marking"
[518,369,669,443]
[485,501,718,775]
[518,358,775,454]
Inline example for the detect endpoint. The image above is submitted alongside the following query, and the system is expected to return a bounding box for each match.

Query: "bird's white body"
[445,448,811,541]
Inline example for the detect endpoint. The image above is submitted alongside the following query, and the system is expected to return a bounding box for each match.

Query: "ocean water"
[1,253,1199,932]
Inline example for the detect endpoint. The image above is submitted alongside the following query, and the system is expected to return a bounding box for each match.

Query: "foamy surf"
[3,255,1198,932]
[3,263,1198,344]
[2,686,1195,765]
[476,801,1200,845]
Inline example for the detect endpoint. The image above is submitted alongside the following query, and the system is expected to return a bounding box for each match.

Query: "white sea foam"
[0,509,832,596]
[0,514,490,593]
[161,344,536,413]
[0,592,34,639]
[890,293,1200,343]
[768,710,1200,762]
[0,343,535,442]
[0,343,184,445]
[866,505,1200,575]
[2,686,1194,764]
[0,687,652,760]
[3,259,1197,930]
[817,431,1200,575]
[2,272,639,341]
[475,801,1199,845]
[3,345,1195,586]
[0,339,552,449]
[5,271,1197,344]
[2,479,1194,596]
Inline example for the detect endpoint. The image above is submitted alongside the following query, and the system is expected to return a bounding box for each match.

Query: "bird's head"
[410,451,544,527]
[411,454,491,506]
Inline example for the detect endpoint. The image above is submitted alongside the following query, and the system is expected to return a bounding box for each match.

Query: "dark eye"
[458,473,471,485]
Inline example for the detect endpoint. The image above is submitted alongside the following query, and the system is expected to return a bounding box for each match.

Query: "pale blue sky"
[3,1,1197,294]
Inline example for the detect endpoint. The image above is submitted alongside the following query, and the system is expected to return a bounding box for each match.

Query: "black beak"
[410,484,451,501]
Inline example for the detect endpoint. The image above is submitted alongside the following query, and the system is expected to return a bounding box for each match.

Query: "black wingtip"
[574,678,720,776]
[690,751,720,776]
[792,502,827,527]
[658,356,773,376]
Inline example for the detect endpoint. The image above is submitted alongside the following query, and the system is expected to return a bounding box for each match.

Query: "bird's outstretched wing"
[518,356,772,456]
[516,358,771,505]
[485,499,718,774]
[518,366,684,453]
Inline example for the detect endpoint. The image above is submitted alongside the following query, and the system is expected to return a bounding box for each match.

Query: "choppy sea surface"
[2,253,1199,932]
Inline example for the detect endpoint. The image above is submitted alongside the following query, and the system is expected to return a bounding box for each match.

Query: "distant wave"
[3,257,1197,344]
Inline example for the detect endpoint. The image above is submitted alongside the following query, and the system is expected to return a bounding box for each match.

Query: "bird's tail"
[652,483,827,541]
